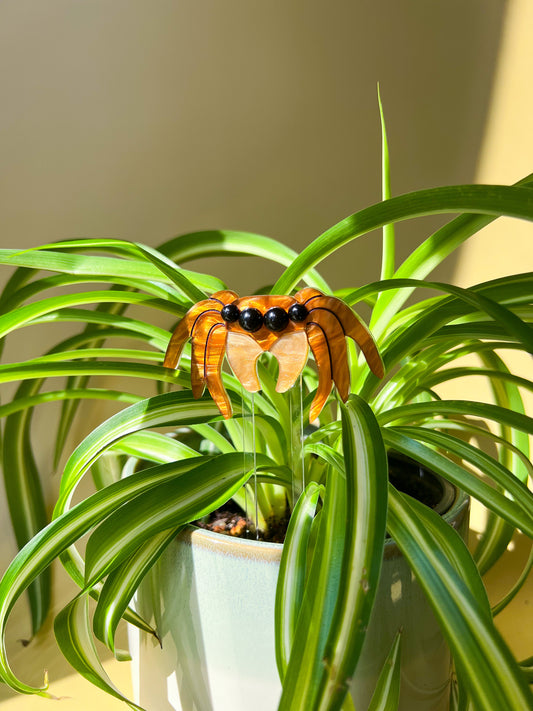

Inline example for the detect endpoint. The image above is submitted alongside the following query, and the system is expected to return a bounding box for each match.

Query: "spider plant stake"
[163,288,384,420]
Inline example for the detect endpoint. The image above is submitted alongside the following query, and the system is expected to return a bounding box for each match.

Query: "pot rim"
[124,454,469,560]
[183,485,469,560]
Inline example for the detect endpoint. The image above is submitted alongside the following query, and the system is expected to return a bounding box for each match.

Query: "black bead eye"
[239,307,263,332]
[221,303,240,323]
[264,307,289,332]
[288,303,308,322]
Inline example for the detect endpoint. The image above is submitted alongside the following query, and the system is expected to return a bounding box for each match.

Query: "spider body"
[164,288,384,421]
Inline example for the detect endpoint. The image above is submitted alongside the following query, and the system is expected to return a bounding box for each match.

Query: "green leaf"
[367,630,402,711]
[492,542,533,616]
[355,276,533,399]
[391,427,533,522]
[273,183,533,294]
[190,423,236,454]
[110,430,200,462]
[279,396,388,711]
[55,391,222,520]
[377,85,395,281]
[0,387,142,418]
[387,487,533,711]
[382,428,533,538]
[0,290,177,341]
[371,173,533,333]
[34,309,170,347]
[0,456,209,694]
[315,396,388,710]
[2,382,50,636]
[400,493,490,616]
[275,482,323,677]
[303,442,344,476]
[379,275,533,371]
[93,527,180,653]
[420,367,533,395]
[158,229,332,293]
[51,284,151,466]
[0,360,184,388]
[0,245,224,294]
[132,241,207,304]
[54,594,144,710]
[0,272,181,312]
[379,400,533,434]
[0,324,160,635]
[277,459,346,710]
[474,350,531,573]
[83,452,260,586]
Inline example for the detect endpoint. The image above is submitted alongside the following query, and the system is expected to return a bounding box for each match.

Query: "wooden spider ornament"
[163,287,384,421]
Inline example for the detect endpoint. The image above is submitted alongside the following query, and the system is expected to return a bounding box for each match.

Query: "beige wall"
[443,0,532,400]
[0,0,506,291]
[458,0,533,285]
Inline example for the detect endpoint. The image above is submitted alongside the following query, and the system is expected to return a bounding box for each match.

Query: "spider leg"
[163,291,237,370]
[295,289,384,378]
[306,311,350,420]
[163,299,216,369]
[188,312,227,398]
[309,310,351,399]
[339,307,384,378]
[209,290,240,306]
[305,323,332,421]
[204,322,232,419]
[163,291,239,418]
[163,316,192,370]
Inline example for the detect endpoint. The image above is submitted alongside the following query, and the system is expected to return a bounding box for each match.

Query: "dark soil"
[197,452,453,543]
[195,499,290,543]
[387,452,444,509]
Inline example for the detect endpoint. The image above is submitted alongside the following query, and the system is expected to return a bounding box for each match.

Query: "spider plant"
[0,116,532,710]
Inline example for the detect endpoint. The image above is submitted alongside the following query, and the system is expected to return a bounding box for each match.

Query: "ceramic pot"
[129,478,469,711]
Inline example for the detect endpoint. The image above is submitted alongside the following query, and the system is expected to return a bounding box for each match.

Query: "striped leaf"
[54,594,144,710]
[55,391,223,516]
[382,428,533,538]
[92,528,180,653]
[387,487,533,711]
[158,229,331,293]
[83,453,260,586]
[367,631,402,711]
[275,482,323,677]
[278,396,388,711]
[0,246,224,294]
[0,456,212,693]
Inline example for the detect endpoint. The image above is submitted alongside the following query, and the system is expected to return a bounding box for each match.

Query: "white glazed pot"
[129,488,469,711]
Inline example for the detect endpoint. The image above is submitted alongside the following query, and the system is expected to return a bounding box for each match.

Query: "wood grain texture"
[204,322,232,419]
[162,316,191,370]
[305,321,333,422]
[190,312,224,398]
[163,289,384,422]
[297,287,384,379]
[306,309,350,401]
